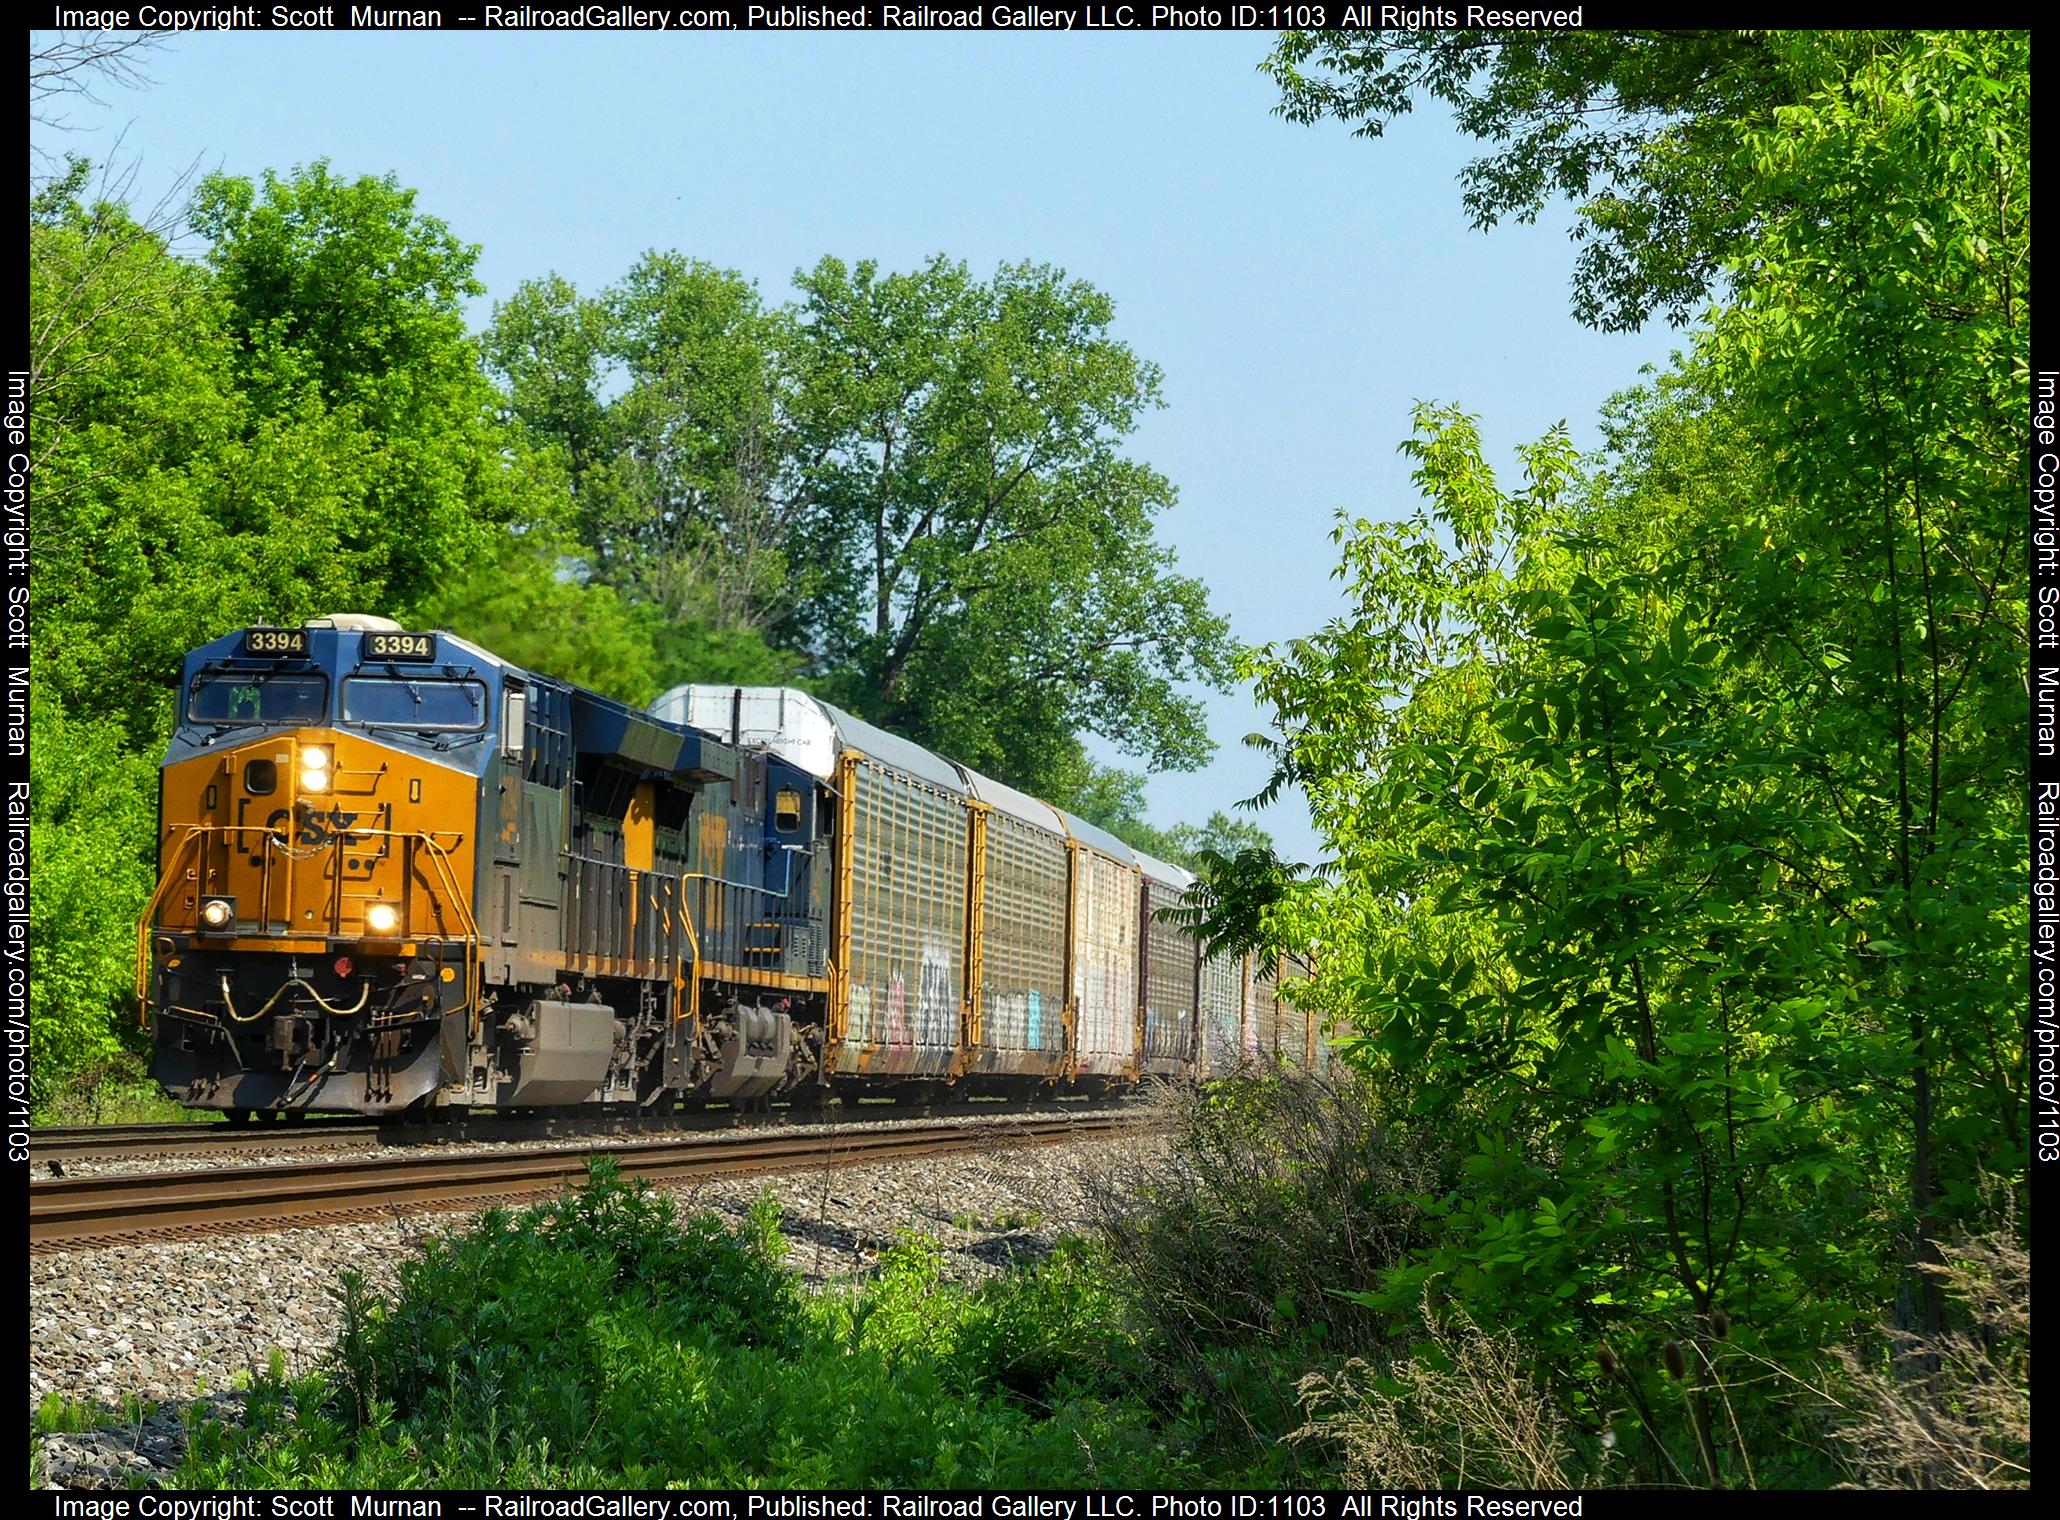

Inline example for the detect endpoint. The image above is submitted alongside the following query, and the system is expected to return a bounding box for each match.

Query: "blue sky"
[43,29,1684,861]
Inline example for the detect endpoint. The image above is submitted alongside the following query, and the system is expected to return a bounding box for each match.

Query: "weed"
[1292,1303,1593,1489]
[745,1187,789,1263]
[33,1392,113,1436]
[171,1158,1241,1489]
[1821,1226,2030,1489]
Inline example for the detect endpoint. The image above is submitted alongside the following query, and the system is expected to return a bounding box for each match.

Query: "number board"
[365,631,436,661]
[242,628,309,657]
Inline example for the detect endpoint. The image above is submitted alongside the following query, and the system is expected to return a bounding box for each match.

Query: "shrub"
[179,1160,1246,1489]
[1093,1073,1440,1351]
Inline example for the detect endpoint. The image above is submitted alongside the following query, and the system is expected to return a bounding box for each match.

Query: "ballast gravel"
[30,1131,1163,1489]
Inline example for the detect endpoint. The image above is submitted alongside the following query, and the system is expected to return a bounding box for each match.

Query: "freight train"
[140,616,1320,1118]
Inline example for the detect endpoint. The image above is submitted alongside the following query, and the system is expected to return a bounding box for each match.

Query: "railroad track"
[31,1117,378,1159]
[29,1111,1139,1252]
[29,1097,1125,1162]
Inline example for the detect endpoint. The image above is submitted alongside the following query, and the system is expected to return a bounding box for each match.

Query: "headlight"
[199,897,235,930]
[299,768,329,793]
[299,745,331,792]
[365,902,400,934]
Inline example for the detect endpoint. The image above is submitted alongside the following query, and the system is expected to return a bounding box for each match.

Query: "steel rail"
[29,1112,1138,1251]
[31,1117,381,1160]
[29,1096,1131,1162]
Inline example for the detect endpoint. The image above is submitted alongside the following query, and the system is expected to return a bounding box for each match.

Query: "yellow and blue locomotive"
[141,616,1321,1118]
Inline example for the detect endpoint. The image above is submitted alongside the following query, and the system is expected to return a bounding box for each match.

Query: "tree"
[416,529,797,706]
[25,685,158,1112]
[33,163,526,743]
[27,164,547,1107]
[483,257,797,688]
[30,33,162,147]
[781,255,1234,796]
[1691,29,2028,1334]
[189,162,512,599]
[1218,30,2024,1474]
[1265,29,1882,331]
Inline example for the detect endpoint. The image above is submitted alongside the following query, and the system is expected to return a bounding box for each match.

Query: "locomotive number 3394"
[365,632,435,660]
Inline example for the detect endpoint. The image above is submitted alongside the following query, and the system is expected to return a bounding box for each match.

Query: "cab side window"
[502,687,526,759]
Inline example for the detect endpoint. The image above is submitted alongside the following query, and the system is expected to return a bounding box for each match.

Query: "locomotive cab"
[145,616,504,1114]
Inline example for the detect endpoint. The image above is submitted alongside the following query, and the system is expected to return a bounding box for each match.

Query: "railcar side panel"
[1243,954,1279,1063]
[969,808,1069,1074]
[1278,954,1315,1071]
[1275,976,1309,1073]
[1070,849,1139,1076]
[1141,875,1198,1077]
[1198,951,1244,1077]
[833,756,966,1076]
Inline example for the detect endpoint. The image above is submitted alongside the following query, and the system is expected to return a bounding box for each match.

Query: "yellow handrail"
[410,832,482,1035]
[133,829,204,1019]
[673,870,701,1030]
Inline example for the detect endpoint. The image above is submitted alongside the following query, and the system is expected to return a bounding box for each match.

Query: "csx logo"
[266,804,361,848]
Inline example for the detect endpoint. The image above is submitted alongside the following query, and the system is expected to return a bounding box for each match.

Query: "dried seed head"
[1710,1307,1731,1341]
[1662,1339,1688,1380]
[1598,1344,1618,1378]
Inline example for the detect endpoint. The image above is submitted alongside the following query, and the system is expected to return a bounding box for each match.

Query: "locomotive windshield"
[187,672,328,725]
[342,676,489,731]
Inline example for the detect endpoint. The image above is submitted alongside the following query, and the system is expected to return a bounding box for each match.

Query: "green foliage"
[410,520,796,704]
[26,686,159,1109]
[174,1164,1237,1489]
[485,255,792,643]
[1266,29,1901,332]
[781,255,1235,796]
[413,530,663,706]
[1224,28,2026,1488]
[30,158,518,726]
[744,1187,790,1263]
[33,1392,127,1437]
[484,249,1238,798]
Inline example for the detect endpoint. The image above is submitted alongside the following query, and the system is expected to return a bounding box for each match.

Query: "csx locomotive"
[141,615,1318,1118]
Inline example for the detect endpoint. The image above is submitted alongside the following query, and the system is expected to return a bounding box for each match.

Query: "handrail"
[674,871,701,1029]
[679,844,805,900]
[133,829,204,1019]
[410,832,482,1035]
